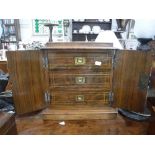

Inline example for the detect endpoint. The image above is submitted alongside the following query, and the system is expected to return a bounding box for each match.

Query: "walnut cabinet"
[6,43,154,116]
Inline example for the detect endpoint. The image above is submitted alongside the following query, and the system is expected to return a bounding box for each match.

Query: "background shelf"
[0,19,21,45]
[72,19,112,41]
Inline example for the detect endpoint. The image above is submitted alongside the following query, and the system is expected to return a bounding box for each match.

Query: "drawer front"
[51,91,110,105]
[49,53,113,70]
[48,51,113,106]
[50,73,112,90]
[49,67,110,74]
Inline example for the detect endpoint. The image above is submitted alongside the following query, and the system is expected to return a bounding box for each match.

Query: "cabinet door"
[113,50,153,112]
[6,51,49,115]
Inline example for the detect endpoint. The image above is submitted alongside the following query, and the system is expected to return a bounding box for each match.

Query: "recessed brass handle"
[76,95,84,102]
[75,57,86,65]
[75,76,86,84]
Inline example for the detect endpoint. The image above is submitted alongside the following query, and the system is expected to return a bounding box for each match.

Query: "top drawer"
[48,52,113,70]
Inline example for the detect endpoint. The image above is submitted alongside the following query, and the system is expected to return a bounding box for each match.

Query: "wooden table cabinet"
[6,42,154,120]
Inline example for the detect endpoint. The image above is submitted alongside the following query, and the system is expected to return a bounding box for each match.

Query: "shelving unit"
[72,19,112,41]
[72,19,124,41]
[0,19,21,46]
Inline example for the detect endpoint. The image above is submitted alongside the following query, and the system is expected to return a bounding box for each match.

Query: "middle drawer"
[50,73,112,90]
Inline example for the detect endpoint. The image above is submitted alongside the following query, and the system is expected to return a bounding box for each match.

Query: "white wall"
[134,19,155,39]
[20,19,49,43]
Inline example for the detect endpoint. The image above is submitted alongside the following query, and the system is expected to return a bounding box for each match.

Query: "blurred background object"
[95,30,123,49]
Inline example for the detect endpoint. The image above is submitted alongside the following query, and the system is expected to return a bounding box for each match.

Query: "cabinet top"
[42,42,117,50]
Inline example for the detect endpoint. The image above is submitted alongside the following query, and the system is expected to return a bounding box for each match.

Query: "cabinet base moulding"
[42,105,118,121]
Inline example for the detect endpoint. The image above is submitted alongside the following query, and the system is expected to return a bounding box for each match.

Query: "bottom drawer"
[51,91,110,105]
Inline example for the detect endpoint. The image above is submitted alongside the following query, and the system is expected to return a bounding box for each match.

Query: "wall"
[134,19,155,39]
[20,19,49,43]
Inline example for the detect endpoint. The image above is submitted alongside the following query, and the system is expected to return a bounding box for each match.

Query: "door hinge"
[42,56,48,69]
[109,91,114,103]
[138,73,150,90]
[112,49,119,69]
[44,91,50,103]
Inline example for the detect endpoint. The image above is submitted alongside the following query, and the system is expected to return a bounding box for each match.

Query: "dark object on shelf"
[0,99,14,112]
[0,90,13,98]
[44,23,59,42]
[137,38,153,51]
[0,71,9,93]
[0,78,8,93]
[116,19,131,31]
[138,38,152,45]
[137,45,151,51]
[118,108,151,121]
[0,70,14,112]
[0,90,14,112]
[148,40,155,50]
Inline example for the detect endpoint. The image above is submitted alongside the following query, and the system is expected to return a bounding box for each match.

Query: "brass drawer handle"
[76,95,84,102]
[75,57,86,65]
[75,76,86,84]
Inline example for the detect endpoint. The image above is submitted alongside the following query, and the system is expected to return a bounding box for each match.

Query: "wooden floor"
[15,112,149,135]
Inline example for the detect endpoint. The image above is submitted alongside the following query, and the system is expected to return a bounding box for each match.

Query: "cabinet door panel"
[113,50,153,112]
[7,51,48,115]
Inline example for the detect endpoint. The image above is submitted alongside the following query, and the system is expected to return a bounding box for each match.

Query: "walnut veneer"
[6,43,154,121]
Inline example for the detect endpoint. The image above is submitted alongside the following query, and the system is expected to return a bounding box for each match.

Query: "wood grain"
[42,105,117,120]
[48,51,112,69]
[15,112,149,135]
[0,112,17,135]
[6,51,48,115]
[48,48,113,108]
[150,53,155,88]
[6,44,154,116]
[113,50,153,112]
[44,42,114,49]
[147,99,155,134]
[0,61,8,73]
[51,90,109,105]
[50,73,111,87]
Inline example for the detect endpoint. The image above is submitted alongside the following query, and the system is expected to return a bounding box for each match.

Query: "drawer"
[50,73,112,90]
[48,52,113,70]
[49,67,111,74]
[51,91,110,105]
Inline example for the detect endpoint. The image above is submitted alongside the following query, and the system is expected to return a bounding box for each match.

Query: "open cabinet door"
[113,50,153,112]
[6,51,49,115]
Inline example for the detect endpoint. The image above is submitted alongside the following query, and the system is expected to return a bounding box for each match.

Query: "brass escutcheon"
[75,57,86,65]
[76,95,84,102]
[75,76,86,84]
